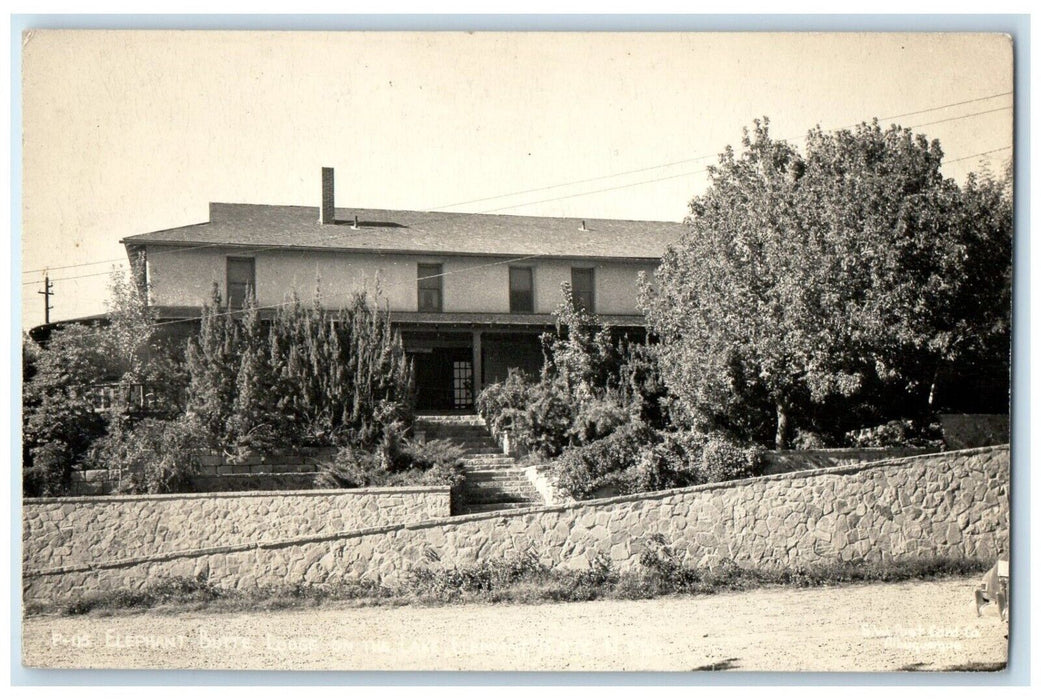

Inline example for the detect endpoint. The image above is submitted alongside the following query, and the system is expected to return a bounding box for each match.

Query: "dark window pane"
[418,263,443,312]
[227,258,255,309]
[509,267,533,313]
[571,267,594,312]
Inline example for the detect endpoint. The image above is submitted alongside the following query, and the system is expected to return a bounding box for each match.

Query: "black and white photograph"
[17,28,1014,674]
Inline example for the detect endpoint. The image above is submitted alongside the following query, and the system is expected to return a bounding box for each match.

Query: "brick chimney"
[320,167,335,224]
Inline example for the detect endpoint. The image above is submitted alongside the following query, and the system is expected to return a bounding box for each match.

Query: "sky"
[19,31,1013,327]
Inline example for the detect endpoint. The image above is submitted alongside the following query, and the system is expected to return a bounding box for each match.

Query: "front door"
[412,347,474,411]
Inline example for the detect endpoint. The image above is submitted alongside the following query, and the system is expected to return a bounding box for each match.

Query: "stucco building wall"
[145,245,656,315]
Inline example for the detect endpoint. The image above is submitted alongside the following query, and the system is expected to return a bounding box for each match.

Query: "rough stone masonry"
[23,446,1009,603]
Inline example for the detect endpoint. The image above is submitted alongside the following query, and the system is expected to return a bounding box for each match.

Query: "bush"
[522,378,575,458]
[846,419,944,449]
[476,368,533,437]
[638,534,700,590]
[62,575,226,615]
[23,440,75,498]
[553,422,654,499]
[629,431,701,493]
[699,433,764,483]
[88,416,205,494]
[571,396,629,445]
[315,437,467,491]
[314,444,381,489]
[555,426,765,501]
[396,437,466,470]
[791,428,829,449]
[22,328,111,497]
[405,549,548,599]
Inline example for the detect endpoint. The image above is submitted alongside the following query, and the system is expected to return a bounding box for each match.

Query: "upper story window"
[226,257,255,309]
[418,263,443,312]
[509,266,534,313]
[571,267,595,313]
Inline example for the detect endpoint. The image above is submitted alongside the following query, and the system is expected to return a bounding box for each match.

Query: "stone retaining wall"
[23,486,451,579]
[23,446,1009,604]
[67,448,338,495]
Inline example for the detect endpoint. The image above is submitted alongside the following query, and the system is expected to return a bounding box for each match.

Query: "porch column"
[472,330,483,401]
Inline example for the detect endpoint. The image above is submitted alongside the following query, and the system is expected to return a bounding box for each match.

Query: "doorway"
[412,346,474,411]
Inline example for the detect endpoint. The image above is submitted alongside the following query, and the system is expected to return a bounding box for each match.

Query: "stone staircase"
[414,414,543,515]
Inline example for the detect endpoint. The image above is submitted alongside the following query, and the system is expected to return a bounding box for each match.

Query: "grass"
[27,545,991,618]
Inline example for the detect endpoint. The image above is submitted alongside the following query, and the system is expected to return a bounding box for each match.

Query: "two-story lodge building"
[117,168,684,412]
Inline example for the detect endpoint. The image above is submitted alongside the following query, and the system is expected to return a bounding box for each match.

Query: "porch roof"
[147,306,647,328]
[389,311,647,327]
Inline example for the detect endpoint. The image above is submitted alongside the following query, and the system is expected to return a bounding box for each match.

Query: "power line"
[480,142,1015,214]
[880,90,1012,121]
[944,146,1013,165]
[22,258,125,275]
[426,90,1013,211]
[23,89,1014,279]
[906,105,1012,130]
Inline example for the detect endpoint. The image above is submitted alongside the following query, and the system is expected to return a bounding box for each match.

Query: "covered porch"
[391,311,649,412]
[399,327,545,412]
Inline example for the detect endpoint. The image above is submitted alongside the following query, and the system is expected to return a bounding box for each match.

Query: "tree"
[104,259,186,420]
[22,326,110,495]
[642,119,1012,448]
[22,264,189,495]
[185,281,415,451]
[184,284,242,446]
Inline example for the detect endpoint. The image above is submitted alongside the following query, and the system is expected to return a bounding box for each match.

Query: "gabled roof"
[121,203,683,260]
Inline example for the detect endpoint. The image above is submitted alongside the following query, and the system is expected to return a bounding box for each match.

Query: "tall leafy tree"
[642,119,1012,448]
[22,326,110,495]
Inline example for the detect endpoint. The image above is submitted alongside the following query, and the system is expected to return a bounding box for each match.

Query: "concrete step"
[462,470,529,479]
[463,494,541,505]
[463,493,540,503]
[415,416,487,426]
[461,494,541,506]
[462,470,528,479]
[462,481,539,491]
[461,479,539,491]
[425,434,498,442]
[462,484,539,495]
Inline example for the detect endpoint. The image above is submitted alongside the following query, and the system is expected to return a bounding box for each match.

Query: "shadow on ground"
[691,658,740,671]
[897,661,1006,672]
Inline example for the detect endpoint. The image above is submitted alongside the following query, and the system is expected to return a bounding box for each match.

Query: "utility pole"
[37,274,53,324]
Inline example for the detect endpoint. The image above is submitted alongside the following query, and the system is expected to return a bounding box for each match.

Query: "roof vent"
[351,214,360,230]
[579,220,589,231]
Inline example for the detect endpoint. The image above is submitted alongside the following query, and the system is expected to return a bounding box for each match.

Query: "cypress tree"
[185,284,241,447]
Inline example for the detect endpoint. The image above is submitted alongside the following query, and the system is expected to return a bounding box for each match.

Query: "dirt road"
[22,576,1008,672]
